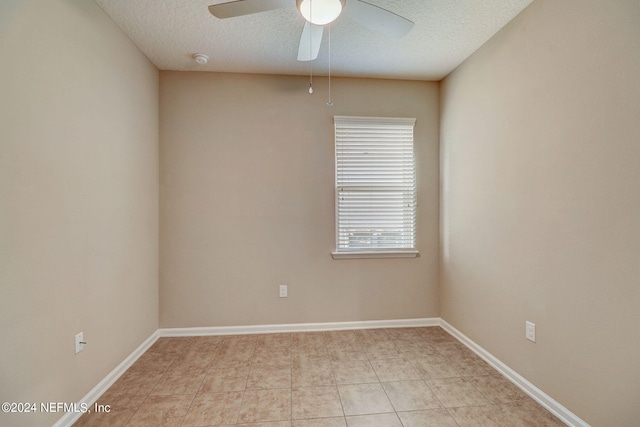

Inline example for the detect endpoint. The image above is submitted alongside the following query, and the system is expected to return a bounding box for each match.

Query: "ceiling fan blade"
[344,0,414,38]
[208,0,294,19]
[297,21,323,61]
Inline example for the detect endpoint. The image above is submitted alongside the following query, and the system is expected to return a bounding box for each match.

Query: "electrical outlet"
[75,332,85,354]
[279,285,288,298]
[526,321,536,342]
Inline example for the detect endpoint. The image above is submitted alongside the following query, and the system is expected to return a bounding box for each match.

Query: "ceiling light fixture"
[297,0,345,26]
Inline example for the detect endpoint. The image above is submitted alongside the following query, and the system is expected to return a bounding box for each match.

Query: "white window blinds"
[333,116,417,258]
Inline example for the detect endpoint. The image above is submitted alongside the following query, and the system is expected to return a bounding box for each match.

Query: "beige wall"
[440,0,640,425]
[160,72,440,327]
[0,1,159,425]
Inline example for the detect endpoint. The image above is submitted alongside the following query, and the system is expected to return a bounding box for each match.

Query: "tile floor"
[74,327,566,426]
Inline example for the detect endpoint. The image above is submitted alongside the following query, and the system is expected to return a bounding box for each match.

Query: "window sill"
[331,250,419,260]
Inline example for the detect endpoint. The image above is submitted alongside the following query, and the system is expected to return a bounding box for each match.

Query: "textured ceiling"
[94,0,533,81]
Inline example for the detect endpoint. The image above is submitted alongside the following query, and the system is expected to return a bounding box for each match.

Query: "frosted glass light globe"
[297,0,343,26]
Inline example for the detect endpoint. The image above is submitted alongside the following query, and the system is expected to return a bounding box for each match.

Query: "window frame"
[331,115,418,260]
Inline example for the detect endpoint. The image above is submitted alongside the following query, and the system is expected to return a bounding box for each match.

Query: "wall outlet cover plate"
[526,321,536,342]
[75,332,84,353]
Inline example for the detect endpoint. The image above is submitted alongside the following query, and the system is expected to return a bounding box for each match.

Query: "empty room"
[1,0,638,426]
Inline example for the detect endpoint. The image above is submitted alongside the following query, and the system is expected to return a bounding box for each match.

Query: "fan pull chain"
[308,0,313,94]
[326,24,333,106]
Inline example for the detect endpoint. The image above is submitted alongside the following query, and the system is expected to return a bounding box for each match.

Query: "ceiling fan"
[208,0,414,61]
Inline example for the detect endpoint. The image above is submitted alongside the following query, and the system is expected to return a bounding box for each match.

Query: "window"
[332,116,418,259]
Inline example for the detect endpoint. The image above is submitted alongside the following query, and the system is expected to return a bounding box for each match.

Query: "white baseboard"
[159,317,439,337]
[439,319,589,427]
[52,330,160,427]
